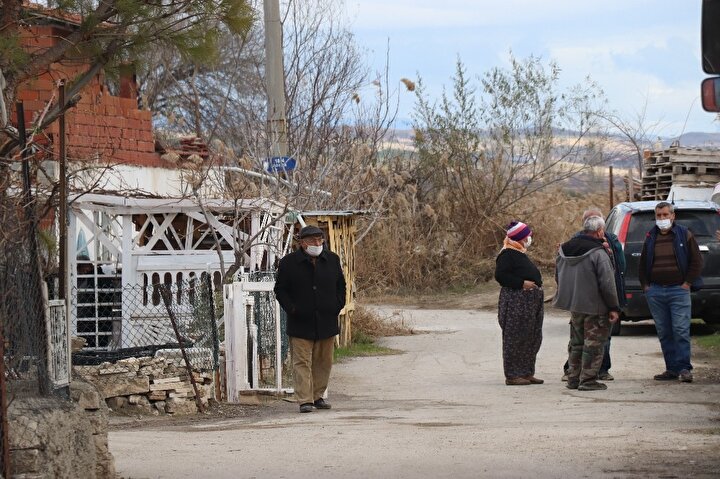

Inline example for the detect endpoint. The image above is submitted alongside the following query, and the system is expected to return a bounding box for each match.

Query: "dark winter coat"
[495,249,543,290]
[274,247,347,340]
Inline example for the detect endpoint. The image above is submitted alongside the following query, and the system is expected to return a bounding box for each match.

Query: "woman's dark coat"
[274,247,347,340]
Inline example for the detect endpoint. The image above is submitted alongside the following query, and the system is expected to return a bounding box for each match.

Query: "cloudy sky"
[343,0,717,136]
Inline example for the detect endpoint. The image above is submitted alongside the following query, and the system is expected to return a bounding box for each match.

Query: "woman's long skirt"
[497,287,544,379]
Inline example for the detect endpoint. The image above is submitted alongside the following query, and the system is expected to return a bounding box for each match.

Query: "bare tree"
[354,54,611,292]
[412,55,608,247]
[136,0,406,277]
[595,97,667,176]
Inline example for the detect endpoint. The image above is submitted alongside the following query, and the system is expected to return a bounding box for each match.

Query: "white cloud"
[346,0,718,132]
[348,0,648,30]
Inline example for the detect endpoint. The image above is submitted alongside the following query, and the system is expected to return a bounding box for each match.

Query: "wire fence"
[0,186,60,477]
[247,271,291,390]
[71,275,221,414]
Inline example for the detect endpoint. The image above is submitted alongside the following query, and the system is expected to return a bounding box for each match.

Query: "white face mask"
[656,219,672,230]
[305,244,323,257]
[524,236,532,248]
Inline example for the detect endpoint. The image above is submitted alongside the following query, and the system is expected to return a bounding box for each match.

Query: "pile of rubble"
[74,355,216,416]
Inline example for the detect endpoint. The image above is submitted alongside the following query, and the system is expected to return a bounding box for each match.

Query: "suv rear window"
[626,210,720,243]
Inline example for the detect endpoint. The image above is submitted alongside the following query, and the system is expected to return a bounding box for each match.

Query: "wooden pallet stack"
[641,146,720,200]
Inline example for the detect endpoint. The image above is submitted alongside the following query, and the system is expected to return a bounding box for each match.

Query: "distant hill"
[386,129,720,149]
[672,131,720,147]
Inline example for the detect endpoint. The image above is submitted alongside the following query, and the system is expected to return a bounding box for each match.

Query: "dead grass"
[352,305,414,339]
[356,187,625,295]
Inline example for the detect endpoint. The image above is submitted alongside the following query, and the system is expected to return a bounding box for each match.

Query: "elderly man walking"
[274,225,347,413]
[554,216,620,391]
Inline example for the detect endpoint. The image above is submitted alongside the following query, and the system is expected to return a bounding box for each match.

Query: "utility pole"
[264,0,288,159]
[59,81,67,301]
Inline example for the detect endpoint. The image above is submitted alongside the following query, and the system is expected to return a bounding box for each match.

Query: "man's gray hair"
[583,215,605,233]
[582,207,604,221]
[655,201,674,213]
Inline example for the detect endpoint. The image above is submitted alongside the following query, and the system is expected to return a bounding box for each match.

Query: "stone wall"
[74,355,216,416]
[8,380,115,479]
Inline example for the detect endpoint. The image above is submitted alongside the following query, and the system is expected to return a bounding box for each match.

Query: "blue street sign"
[264,156,297,173]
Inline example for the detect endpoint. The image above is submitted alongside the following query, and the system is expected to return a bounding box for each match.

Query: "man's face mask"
[302,235,324,256]
[525,236,532,248]
[656,219,672,230]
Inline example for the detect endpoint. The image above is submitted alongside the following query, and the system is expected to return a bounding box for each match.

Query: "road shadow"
[619,320,719,337]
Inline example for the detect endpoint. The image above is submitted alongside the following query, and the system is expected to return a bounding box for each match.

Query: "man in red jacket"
[274,225,346,413]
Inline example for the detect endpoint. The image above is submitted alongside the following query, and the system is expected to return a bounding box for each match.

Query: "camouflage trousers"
[567,312,610,385]
[498,287,544,379]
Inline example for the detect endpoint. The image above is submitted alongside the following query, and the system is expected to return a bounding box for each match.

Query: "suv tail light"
[617,213,632,250]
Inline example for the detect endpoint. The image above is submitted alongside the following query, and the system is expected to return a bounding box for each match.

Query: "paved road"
[110,308,720,478]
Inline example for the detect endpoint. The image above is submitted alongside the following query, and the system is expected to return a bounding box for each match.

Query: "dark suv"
[604,200,720,326]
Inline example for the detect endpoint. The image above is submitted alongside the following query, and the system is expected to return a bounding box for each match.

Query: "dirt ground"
[109,298,720,479]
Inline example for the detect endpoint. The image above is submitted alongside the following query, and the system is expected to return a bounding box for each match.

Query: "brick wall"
[16,23,165,168]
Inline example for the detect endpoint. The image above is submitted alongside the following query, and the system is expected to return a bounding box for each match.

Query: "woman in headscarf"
[494,221,544,386]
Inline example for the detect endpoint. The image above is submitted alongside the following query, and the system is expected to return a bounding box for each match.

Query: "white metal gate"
[224,276,292,402]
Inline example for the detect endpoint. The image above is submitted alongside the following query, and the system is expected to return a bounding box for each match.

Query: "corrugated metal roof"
[300,210,370,217]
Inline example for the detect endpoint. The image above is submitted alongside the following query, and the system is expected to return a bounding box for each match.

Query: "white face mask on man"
[524,236,532,248]
[656,219,672,230]
[305,244,323,257]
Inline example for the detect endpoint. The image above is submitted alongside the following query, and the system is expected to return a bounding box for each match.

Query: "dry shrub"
[356,186,626,294]
[355,164,501,294]
[352,305,414,341]
[513,189,626,268]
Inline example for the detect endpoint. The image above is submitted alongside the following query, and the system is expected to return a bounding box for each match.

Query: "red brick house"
[16,5,165,168]
[13,3,213,193]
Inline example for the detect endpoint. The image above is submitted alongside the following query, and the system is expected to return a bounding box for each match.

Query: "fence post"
[204,274,220,401]
[247,298,258,389]
[224,282,251,402]
[16,102,50,395]
[0,322,11,478]
[274,299,282,393]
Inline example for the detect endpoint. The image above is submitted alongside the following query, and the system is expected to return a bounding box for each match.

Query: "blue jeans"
[645,284,692,373]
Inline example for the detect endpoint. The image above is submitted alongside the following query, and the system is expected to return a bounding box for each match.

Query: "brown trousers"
[290,336,335,405]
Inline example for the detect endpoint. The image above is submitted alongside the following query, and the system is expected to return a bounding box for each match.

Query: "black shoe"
[313,398,332,409]
[566,381,579,390]
[299,403,314,413]
[577,381,607,391]
[654,370,679,381]
[679,369,693,383]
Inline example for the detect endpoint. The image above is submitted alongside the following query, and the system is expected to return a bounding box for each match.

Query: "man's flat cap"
[299,225,323,238]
